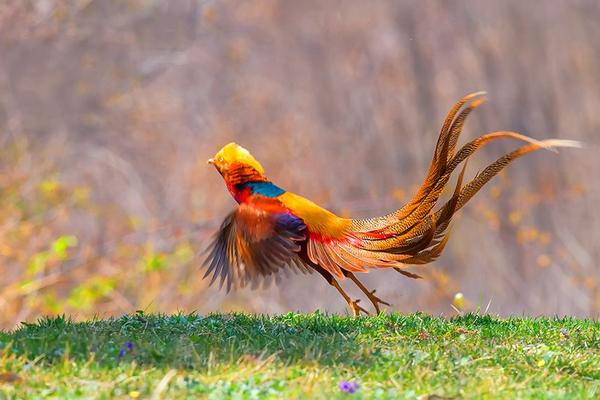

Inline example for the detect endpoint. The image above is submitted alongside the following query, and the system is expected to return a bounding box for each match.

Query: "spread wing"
[203,202,310,291]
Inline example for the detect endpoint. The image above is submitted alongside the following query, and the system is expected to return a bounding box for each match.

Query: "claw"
[366,290,391,314]
[349,299,369,317]
[344,272,391,314]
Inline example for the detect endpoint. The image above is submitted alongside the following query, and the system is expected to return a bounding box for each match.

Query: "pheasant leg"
[344,271,391,314]
[329,279,369,317]
[310,262,368,317]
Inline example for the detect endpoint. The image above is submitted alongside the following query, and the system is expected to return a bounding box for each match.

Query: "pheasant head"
[208,142,268,188]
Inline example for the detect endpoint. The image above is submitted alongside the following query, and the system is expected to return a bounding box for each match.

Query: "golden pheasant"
[204,92,578,316]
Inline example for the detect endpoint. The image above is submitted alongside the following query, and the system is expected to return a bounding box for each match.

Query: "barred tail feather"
[350,92,487,232]
[340,93,580,277]
[455,139,581,212]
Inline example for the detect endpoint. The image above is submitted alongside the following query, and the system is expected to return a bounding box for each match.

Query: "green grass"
[0,312,598,399]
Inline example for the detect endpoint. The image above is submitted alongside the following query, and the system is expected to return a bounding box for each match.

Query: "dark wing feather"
[203,203,309,291]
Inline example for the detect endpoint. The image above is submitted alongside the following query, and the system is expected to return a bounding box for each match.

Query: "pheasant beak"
[207,158,215,165]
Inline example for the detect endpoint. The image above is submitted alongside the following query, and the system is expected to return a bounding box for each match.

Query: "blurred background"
[1,0,599,329]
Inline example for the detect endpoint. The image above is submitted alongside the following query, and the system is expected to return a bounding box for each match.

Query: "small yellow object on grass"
[453,292,465,309]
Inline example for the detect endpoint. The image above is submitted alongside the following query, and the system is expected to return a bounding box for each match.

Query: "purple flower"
[339,380,359,394]
[117,341,134,358]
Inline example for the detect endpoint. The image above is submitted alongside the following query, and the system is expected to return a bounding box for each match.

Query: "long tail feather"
[455,139,581,211]
[337,93,580,278]
[350,92,486,232]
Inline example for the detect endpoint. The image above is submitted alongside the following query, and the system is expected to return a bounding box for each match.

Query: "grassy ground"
[0,312,598,399]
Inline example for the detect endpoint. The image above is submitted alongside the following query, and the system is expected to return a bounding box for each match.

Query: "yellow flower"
[536,359,545,367]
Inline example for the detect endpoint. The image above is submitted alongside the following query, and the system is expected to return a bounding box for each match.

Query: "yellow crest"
[210,142,265,174]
